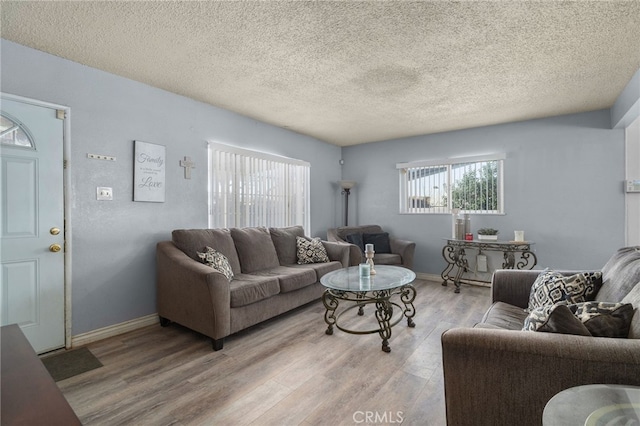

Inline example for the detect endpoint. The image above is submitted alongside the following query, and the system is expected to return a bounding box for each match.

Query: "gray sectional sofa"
[442,246,640,426]
[156,226,350,350]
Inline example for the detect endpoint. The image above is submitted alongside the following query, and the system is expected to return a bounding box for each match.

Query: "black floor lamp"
[339,180,356,226]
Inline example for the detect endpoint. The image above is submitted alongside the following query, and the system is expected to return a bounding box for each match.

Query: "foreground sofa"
[157,226,349,350]
[327,224,415,269]
[442,246,640,426]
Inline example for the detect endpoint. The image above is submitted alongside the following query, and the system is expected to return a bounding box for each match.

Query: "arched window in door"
[0,113,35,148]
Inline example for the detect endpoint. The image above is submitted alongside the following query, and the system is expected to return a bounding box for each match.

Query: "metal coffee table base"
[322,285,416,352]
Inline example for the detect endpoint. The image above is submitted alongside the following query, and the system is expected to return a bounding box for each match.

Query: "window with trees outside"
[208,142,310,230]
[397,154,505,214]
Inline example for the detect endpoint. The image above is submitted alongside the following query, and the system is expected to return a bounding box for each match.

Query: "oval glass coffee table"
[320,265,416,352]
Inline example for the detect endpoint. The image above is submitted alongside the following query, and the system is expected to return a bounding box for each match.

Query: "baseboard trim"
[416,272,442,282]
[71,313,159,347]
[415,272,492,288]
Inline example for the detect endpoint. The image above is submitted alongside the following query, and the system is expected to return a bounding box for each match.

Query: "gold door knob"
[49,244,62,253]
[50,227,61,235]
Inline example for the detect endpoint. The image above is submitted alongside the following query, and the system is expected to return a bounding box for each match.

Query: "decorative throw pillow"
[363,232,391,254]
[345,233,365,252]
[527,269,603,312]
[296,237,330,264]
[568,301,635,338]
[523,304,591,336]
[197,246,234,281]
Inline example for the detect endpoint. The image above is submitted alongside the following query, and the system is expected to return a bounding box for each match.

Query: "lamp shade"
[339,180,356,190]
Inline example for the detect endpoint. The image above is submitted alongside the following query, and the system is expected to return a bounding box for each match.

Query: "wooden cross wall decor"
[180,156,195,179]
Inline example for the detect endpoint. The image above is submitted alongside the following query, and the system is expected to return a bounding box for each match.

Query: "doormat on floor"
[41,346,103,382]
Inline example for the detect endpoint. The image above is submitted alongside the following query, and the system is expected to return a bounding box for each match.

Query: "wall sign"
[133,140,165,202]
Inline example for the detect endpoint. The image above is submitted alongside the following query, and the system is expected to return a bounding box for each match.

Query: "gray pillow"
[523,304,591,336]
[568,301,635,338]
[230,227,280,273]
[363,232,391,253]
[345,233,365,252]
[269,226,305,265]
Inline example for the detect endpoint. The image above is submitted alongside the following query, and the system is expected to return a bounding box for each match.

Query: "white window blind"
[397,154,505,214]
[208,142,310,230]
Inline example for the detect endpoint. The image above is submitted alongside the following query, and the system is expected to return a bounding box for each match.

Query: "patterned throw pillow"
[296,237,330,264]
[527,269,603,312]
[568,301,635,338]
[197,246,234,281]
[523,304,591,335]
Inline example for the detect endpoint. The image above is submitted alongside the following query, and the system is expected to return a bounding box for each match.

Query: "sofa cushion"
[296,237,330,264]
[269,226,306,265]
[363,232,391,254]
[527,269,602,311]
[229,274,280,307]
[288,261,343,281]
[568,301,635,338]
[172,228,241,274]
[231,227,280,273]
[622,283,640,338]
[523,304,591,336]
[481,301,529,330]
[596,246,640,302]
[197,246,234,281]
[345,233,365,252]
[253,266,317,293]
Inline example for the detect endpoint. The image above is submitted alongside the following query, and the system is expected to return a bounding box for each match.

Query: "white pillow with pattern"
[197,246,234,281]
[296,237,330,264]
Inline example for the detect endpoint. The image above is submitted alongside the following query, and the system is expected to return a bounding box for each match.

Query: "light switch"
[97,187,113,201]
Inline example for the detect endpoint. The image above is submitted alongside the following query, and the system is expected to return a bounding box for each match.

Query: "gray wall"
[342,110,627,275]
[1,40,342,334]
[612,67,640,128]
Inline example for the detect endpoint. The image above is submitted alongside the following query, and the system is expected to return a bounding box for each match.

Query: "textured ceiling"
[1,1,640,146]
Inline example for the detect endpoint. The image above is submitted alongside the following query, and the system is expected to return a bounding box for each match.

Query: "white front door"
[0,96,65,353]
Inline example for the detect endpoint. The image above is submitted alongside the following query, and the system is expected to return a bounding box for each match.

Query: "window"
[0,113,35,148]
[208,142,310,230]
[397,154,505,214]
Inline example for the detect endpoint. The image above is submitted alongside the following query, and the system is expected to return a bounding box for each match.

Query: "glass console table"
[441,239,537,293]
[320,265,416,353]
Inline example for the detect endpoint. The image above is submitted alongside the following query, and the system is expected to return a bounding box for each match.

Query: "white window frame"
[208,142,311,231]
[397,153,505,214]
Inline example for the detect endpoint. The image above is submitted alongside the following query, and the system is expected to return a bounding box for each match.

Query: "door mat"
[41,346,103,382]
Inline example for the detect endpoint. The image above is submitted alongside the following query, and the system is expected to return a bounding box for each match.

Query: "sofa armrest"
[491,269,602,308]
[442,327,640,426]
[491,269,541,308]
[321,240,351,268]
[326,228,343,243]
[156,241,231,340]
[389,238,416,269]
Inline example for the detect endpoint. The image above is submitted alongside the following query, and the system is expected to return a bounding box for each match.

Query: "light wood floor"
[57,279,490,425]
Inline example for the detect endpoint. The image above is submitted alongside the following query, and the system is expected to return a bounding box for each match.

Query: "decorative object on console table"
[514,230,525,242]
[338,180,356,226]
[477,228,499,240]
[451,208,460,239]
[441,238,537,293]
